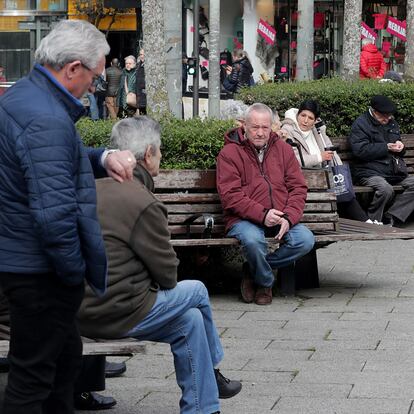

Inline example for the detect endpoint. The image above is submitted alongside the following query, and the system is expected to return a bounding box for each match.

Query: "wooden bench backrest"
[331,134,414,174]
[154,169,339,238]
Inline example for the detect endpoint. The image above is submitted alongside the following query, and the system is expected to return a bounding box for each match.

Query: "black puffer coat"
[223,57,253,93]
[135,61,146,109]
[348,111,406,184]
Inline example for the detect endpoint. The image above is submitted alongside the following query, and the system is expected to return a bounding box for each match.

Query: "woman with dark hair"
[281,99,378,224]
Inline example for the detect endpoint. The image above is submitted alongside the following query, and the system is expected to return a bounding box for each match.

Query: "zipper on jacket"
[251,140,275,209]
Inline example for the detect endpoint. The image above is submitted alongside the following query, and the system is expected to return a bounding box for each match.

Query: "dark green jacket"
[77,165,178,339]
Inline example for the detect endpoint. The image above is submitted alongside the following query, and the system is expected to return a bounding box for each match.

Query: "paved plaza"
[3,238,414,413]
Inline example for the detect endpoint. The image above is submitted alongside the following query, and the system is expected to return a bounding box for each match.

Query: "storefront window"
[362,0,407,73]
[0,0,67,12]
[272,0,343,81]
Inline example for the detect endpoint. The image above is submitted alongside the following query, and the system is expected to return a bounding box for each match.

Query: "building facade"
[0,0,410,86]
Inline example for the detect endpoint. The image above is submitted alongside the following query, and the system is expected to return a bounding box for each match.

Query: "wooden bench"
[331,133,414,195]
[154,168,414,295]
[0,322,145,359]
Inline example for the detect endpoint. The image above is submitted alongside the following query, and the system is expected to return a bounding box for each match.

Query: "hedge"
[237,78,414,136]
[76,116,235,169]
[76,78,414,169]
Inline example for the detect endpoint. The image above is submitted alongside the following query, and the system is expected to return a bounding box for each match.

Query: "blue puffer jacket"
[0,64,108,296]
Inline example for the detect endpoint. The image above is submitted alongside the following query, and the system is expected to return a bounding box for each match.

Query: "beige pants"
[105,96,118,119]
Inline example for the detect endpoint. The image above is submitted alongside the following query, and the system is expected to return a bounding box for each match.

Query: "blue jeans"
[127,280,223,414]
[86,93,99,120]
[228,221,315,287]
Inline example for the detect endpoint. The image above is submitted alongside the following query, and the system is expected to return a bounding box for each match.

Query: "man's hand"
[264,209,285,227]
[387,141,404,153]
[275,218,290,240]
[105,150,136,182]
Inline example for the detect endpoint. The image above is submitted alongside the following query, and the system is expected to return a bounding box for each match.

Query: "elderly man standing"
[105,58,122,119]
[78,116,242,414]
[217,103,315,305]
[0,20,135,414]
[348,95,414,226]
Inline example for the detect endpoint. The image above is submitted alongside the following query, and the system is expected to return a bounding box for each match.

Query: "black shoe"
[214,369,242,399]
[74,392,117,410]
[105,360,126,378]
[0,357,10,373]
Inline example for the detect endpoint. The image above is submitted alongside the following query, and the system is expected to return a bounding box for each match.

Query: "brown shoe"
[255,287,273,305]
[240,263,255,303]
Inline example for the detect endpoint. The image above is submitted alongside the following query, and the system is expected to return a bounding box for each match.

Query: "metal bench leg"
[277,263,296,296]
[294,247,320,290]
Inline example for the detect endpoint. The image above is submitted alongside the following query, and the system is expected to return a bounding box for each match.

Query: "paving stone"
[273,396,411,414]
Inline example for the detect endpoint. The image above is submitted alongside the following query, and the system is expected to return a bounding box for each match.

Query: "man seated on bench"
[216,103,315,305]
[77,116,242,414]
[348,95,414,226]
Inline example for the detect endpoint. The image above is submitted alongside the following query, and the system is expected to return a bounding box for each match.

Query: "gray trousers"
[360,175,414,222]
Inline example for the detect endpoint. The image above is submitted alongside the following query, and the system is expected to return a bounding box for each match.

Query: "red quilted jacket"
[216,128,307,232]
[360,44,386,79]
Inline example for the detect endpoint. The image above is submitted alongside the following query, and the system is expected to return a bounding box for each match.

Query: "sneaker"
[255,286,273,305]
[365,219,373,224]
[214,369,242,399]
[240,262,255,303]
[373,220,383,225]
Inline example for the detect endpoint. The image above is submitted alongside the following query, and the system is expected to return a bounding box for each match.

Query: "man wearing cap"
[348,95,414,226]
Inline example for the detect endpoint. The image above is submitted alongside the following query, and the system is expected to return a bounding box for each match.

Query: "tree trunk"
[208,0,220,118]
[404,1,414,80]
[342,0,362,81]
[141,0,169,118]
[296,0,314,81]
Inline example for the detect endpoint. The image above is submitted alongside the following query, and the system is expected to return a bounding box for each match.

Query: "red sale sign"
[257,19,276,45]
[386,16,406,42]
[361,22,377,41]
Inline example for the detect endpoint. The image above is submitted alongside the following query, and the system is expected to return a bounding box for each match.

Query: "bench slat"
[0,340,145,358]
[155,169,331,191]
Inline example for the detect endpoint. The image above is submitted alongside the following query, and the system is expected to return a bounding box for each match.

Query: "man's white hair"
[111,116,161,160]
[124,55,137,64]
[35,19,109,70]
[245,103,275,124]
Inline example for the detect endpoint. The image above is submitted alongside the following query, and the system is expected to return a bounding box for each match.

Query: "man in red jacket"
[216,103,315,305]
[360,39,386,79]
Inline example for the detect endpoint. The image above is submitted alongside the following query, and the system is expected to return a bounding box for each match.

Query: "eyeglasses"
[373,110,393,120]
[80,62,101,83]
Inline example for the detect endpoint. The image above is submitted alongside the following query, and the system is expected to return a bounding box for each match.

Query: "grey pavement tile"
[243,357,364,373]
[222,325,330,341]
[309,349,378,362]
[272,397,411,414]
[210,310,246,320]
[350,377,414,399]
[220,337,272,350]
[293,368,363,384]
[239,310,341,322]
[377,339,414,350]
[215,319,287,329]
[339,312,391,321]
[353,287,402,298]
[284,319,388,332]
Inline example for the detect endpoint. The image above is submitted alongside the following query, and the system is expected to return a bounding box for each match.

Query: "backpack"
[95,75,108,96]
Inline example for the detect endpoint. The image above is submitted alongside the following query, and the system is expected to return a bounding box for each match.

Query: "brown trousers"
[105,96,118,120]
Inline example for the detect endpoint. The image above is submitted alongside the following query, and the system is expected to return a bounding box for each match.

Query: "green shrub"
[160,117,234,169]
[237,78,414,136]
[76,116,235,169]
[76,117,115,148]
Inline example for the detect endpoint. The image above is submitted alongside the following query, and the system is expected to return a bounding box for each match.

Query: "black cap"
[370,95,397,114]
